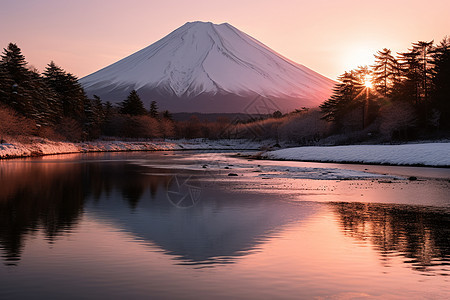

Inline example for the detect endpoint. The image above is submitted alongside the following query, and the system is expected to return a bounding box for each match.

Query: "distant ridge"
[171,112,270,122]
[80,21,335,113]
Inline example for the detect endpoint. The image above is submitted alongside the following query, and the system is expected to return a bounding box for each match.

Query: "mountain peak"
[184,21,230,27]
[80,22,335,113]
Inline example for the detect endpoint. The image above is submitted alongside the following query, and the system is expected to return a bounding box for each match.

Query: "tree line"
[1,38,448,144]
[320,38,450,141]
[0,43,176,141]
[0,42,315,143]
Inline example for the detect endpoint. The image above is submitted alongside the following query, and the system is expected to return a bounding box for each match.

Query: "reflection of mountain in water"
[0,155,316,267]
[89,183,317,266]
[330,202,450,274]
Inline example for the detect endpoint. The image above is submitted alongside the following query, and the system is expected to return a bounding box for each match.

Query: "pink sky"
[1,0,449,80]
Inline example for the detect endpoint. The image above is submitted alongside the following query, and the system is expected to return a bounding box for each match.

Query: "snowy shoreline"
[0,139,264,160]
[264,143,450,167]
[1,139,449,168]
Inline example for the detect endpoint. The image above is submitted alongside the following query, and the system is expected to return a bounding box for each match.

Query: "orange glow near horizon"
[341,45,377,74]
[364,75,373,89]
[0,0,449,80]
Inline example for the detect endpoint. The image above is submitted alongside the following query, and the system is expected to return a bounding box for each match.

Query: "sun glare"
[364,75,373,89]
[342,46,375,73]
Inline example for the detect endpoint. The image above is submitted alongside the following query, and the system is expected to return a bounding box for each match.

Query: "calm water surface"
[0,152,449,299]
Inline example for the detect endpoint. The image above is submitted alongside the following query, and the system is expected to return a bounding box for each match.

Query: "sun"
[363,75,373,89]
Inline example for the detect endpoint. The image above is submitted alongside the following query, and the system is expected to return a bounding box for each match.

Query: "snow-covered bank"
[3,139,449,167]
[0,140,80,158]
[0,139,263,159]
[265,143,450,167]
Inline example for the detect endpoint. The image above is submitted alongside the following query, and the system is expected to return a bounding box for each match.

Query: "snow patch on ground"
[0,140,79,158]
[0,139,263,159]
[265,143,450,167]
[2,139,449,169]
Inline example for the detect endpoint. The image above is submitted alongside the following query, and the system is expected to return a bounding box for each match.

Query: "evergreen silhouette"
[372,48,398,97]
[120,90,147,115]
[162,110,173,121]
[1,43,28,82]
[0,44,61,126]
[320,69,365,124]
[413,41,434,104]
[431,37,450,129]
[0,59,13,105]
[26,69,61,126]
[85,95,105,139]
[43,61,87,121]
[0,43,33,116]
[149,100,159,118]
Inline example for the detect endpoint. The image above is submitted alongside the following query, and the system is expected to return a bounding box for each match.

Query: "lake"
[0,151,449,299]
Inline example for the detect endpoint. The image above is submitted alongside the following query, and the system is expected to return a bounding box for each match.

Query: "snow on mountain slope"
[80,21,336,113]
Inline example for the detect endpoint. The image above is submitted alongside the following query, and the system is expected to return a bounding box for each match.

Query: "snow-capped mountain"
[80,21,335,113]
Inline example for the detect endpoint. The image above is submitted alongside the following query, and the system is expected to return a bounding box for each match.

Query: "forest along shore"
[0,139,449,168]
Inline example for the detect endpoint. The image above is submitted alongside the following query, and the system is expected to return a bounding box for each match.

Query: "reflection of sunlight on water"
[223,175,450,207]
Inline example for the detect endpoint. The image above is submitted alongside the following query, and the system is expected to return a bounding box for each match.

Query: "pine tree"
[372,48,398,97]
[0,43,34,116]
[101,101,117,136]
[431,37,450,129]
[43,61,87,121]
[84,95,105,139]
[104,101,114,121]
[120,90,147,116]
[149,100,159,118]
[320,70,365,123]
[1,43,28,83]
[26,69,62,127]
[396,41,434,106]
[396,50,421,105]
[321,67,380,130]
[395,41,435,129]
[413,41,434,103]
[92,95,105,122]
[0,62,13,105]
[162,110,173,121]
